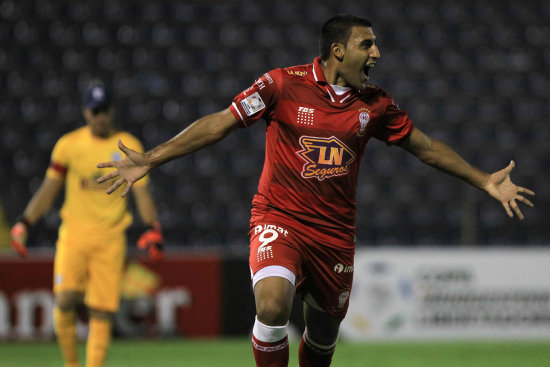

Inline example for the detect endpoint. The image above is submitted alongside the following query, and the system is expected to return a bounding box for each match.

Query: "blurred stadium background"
[1,0,548,248]
[0,0,549,365]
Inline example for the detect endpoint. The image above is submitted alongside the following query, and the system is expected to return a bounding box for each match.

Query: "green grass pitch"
[1,338,550,367]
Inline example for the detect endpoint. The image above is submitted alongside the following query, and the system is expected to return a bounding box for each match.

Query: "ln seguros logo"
[297,136,356,181]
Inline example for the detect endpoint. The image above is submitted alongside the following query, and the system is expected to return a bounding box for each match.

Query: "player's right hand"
[10,223,28,257]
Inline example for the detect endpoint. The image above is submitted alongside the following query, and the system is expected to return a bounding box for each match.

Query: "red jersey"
[229,57,414,248]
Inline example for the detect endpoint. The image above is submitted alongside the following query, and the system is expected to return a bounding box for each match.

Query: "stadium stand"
[1,0,547,248]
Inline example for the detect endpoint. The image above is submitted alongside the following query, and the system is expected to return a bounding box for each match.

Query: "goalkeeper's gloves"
[10,218,30,258]
[137,221,164,261]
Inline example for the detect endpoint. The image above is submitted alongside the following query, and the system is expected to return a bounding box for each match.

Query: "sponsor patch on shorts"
[240,92,265,116]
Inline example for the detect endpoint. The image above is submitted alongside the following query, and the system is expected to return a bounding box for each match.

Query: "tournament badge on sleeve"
[240,92,266,116]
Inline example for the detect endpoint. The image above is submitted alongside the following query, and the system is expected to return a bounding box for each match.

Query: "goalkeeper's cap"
[83,83,112,110]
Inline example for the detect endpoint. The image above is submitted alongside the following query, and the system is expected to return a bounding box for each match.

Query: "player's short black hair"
[319,14,372,61]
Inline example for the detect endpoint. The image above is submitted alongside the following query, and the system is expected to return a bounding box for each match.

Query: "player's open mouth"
[363,63,375,80]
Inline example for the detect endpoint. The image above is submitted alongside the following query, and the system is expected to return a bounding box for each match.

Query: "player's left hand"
[97,140,151,197]
[137,221,164,261]
[484,160,535,220]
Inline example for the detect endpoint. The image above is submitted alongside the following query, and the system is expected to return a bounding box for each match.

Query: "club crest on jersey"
[357,107,371,137]
[297,136,356,181]
[336,288,351,310]
[241,92,265,116]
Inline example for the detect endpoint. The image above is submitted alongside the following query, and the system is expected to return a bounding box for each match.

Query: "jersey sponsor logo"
[240,92,266,116]
[357,107,371,137]
[297,136,356,181]
[255,78,266,90]
[244,74,273,97]
[263,72,274,84]
[287,70,307,77]
[334,263,354,274]
[297,106,314,125]
[254,224,289,262]
[254,224,289,237]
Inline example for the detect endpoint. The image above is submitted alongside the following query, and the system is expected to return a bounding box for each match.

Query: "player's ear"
[331,43,345,61]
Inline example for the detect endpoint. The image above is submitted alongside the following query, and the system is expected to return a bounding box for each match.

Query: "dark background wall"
[1,0,548,250]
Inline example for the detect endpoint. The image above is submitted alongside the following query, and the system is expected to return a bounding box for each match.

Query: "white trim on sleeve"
[231,102,247,126]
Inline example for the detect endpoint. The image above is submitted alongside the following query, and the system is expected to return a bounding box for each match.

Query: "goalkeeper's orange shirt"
[46,126,148,243]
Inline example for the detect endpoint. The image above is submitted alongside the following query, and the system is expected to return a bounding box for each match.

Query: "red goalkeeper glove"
[137,221,164,261]
[10,221,29,258]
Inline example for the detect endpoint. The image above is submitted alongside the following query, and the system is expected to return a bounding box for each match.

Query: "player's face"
[339,26,380,90]
[83,107,115,138]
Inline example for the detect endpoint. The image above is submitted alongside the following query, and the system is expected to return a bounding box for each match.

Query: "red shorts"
[249,210,355,319]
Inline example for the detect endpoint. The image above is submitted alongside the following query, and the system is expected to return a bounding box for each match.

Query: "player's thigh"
[249,221,302,276]
[53,239,87,294]
[249,219,303,324]
[249,220,302,287]
[298,242,354,319]
[86,236,126,312]
[254,276,295,325]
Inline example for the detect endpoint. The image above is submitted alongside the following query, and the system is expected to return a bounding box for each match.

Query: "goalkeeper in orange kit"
[10,82,163,367]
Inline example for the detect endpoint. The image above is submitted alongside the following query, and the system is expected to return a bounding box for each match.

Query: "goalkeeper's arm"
[11,176,64,257]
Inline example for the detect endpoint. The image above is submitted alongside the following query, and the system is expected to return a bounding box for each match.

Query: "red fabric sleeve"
[374,96,415,145]
[228,69,283,128]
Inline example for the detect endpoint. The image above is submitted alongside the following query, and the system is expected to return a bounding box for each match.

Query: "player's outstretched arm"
[399,127,535,220]
[97,108,239,197]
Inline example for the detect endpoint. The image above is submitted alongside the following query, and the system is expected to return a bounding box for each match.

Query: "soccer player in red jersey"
[97,15,534,367]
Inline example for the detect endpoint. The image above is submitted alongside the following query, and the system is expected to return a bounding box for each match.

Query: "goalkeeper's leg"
[86,309,113,367]
[54,291,84,367]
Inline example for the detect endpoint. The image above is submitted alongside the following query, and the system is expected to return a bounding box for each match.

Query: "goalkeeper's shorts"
[249,210,355,319]
[53,232,127,312]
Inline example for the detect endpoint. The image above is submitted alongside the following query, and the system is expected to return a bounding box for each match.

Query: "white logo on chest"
[297,106,314,126]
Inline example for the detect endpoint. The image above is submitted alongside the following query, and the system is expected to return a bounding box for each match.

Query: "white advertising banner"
[340,248,550,340]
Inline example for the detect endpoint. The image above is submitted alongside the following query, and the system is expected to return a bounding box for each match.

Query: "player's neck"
[89,126,116,139]
[320,58,348,88]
